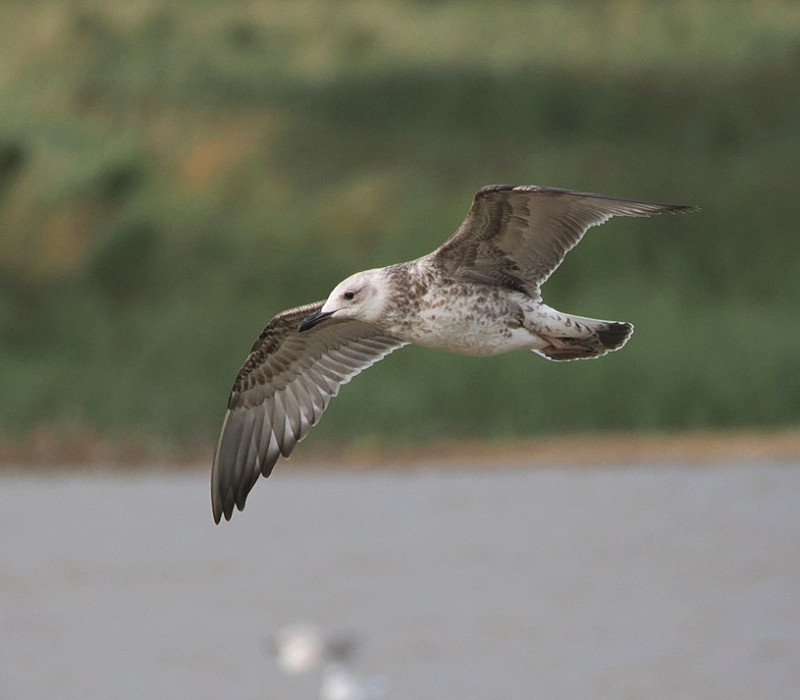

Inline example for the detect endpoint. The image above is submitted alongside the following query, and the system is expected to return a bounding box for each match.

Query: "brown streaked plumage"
[212,185,696,522]
[211,303,406,522]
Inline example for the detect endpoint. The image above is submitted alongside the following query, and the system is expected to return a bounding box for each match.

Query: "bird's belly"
[399,304,546,357]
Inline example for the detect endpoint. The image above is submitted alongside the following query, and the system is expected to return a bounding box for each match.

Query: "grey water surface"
[2,460,798,699]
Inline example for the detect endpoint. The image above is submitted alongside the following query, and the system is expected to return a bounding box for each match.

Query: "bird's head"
[299,269,388,331]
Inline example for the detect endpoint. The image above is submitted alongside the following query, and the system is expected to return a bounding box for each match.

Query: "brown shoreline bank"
[2,428,799,470]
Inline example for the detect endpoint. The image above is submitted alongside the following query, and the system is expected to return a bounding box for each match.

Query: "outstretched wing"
[211,301,407,523]
[428,185,696,295]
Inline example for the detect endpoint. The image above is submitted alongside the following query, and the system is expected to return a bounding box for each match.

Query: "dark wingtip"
[211,486,223,524]
[211,485,240,524]
[211,408,253,524]
[212,499,236,524]
[668,203,700,214]
[211,492,229,524]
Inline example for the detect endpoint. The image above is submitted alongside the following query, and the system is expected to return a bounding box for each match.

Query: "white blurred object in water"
[320,664,389,700]
[268,623,363,675]
[272,623,326,674]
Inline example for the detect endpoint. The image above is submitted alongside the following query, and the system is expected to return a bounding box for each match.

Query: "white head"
[298,268,389,332]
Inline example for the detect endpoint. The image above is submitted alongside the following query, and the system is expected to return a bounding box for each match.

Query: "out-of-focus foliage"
[1,0,799,452]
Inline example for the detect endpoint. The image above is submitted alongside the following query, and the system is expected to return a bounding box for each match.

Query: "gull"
[266,623,361,675]
[211,185,695,521]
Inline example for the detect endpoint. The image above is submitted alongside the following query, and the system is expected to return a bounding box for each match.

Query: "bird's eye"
[343,291,355,300]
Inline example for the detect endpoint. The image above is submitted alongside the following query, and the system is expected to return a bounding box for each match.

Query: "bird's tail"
[533,314,633,361]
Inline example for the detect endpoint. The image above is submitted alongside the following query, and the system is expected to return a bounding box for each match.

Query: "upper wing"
[211,301,407,523]
[428,185,697,295]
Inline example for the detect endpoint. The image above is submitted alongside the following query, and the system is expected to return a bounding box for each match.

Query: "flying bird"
[212,185,695,522]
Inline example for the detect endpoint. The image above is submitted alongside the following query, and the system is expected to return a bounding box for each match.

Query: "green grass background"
[1,1,799,455]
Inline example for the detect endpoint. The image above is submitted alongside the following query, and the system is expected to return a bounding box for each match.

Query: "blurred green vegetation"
[1,0,799,455]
